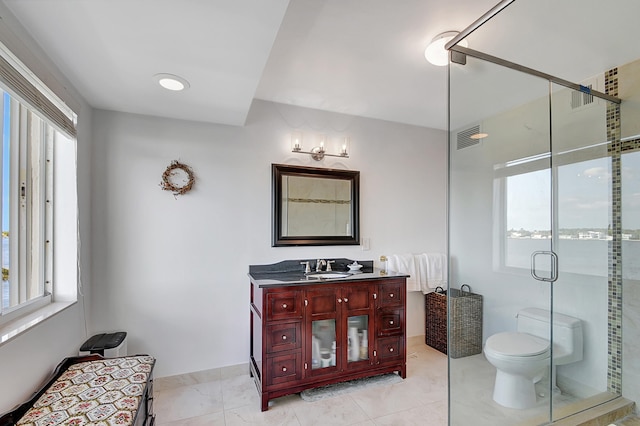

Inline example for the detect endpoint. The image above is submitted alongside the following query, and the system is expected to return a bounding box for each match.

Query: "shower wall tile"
[623,278,640,404]
[605,67,623,396]
[619,59,640,139]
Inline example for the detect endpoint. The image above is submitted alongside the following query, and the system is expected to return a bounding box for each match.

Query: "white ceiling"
[3,0,640,131]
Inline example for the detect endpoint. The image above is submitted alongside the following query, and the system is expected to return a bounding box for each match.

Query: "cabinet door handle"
[337,298,342,303]
[343,297,348,303]
[282,303,288,309]
[389,320,394,325]
[282,335,287,340]
[389,293,394,298]
[389,347,394,352]
[282,367,287,372]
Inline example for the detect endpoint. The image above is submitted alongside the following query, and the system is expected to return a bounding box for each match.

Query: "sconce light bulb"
[291,131,303,152]
[341,136,349,156]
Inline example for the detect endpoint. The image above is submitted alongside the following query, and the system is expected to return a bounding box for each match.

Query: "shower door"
[549,81,618,421]
[448,56,617,424]
[448,55,554,425]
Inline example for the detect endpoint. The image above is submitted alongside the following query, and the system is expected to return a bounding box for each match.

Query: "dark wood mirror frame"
[272,163,360,247]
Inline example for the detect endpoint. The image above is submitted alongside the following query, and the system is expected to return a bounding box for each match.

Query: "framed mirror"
[272,164,360,247]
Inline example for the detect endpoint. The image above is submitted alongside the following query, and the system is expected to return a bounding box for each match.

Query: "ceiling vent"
[571,76,601,110]
[571,84,594,109]
[457,125,481,150]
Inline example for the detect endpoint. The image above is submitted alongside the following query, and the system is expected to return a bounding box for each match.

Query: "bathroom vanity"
[249,259,408,411]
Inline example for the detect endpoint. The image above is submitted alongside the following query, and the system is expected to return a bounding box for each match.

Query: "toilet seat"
[485,332,550,361]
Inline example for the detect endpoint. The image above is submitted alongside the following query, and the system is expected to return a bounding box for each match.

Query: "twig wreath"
[160,160,195,196]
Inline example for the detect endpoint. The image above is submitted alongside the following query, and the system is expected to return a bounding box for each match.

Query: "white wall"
[0,2,93,413]
[89,100,447,377]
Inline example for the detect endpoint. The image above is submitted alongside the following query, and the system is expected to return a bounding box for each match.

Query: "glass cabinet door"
[347,315,369,363]
[312,319,336,369]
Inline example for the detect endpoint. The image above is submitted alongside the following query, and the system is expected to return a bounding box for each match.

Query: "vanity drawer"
[377,335,404,363]
[265,290,303,321]
[266,321,302,353]
[267,352,303,386]
[377,308,404,336]
[378,281,404,307]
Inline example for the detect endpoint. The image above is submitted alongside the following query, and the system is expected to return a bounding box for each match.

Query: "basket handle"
[435,286,446,294]
[460,284,471,295]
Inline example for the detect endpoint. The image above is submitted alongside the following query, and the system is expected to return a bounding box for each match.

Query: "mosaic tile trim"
[605,67,623,395]
[621,138,640,153]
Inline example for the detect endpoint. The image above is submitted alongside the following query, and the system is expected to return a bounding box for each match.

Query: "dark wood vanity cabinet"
[375,280,406,366]
[250,277,407,411]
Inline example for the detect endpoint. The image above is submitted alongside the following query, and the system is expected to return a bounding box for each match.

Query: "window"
[0,43,77,330]
[503,167,551,270]
[494,147,612,277]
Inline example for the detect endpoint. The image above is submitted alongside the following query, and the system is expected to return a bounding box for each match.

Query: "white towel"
[387,254,420,292]
[418,253,447,293]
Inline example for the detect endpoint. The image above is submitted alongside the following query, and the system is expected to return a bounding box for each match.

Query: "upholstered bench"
[0,354,156,426]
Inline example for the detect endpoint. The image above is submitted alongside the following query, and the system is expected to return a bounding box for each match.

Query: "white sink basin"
[306,272,351,280]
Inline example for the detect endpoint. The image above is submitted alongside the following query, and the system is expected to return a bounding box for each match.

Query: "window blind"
[0,45,76,138]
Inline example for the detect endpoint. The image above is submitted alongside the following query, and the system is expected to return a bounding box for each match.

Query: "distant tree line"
[508,228,640,239]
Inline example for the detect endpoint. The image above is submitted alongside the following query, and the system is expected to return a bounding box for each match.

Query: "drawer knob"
[282,335,287,340]
[337,298,342,303]
[282,303,288,309]
[389,347,394,352]
[389,293,394,298]
[282,367,287,372]
[389,320,394,325]
[343,297,349,302]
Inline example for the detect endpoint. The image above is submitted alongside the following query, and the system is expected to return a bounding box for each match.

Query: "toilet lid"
[486,332,550,356]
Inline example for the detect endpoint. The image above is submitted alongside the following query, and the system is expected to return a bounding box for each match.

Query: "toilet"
[483,308,583,409]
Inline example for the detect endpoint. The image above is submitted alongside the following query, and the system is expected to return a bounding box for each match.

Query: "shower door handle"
[530,251,558,282]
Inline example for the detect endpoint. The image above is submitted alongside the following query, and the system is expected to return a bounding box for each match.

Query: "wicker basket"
[425,284,483,358]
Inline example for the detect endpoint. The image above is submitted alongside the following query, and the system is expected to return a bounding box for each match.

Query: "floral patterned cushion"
[16,355,155,426]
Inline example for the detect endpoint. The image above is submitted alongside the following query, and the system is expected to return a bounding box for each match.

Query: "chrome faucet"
[316,259,326,272]
[326,260,335,271]
[300,261,311,274]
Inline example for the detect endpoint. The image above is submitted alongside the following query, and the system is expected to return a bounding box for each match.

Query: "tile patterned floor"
[153,336,447,425]
[152,338,639,425]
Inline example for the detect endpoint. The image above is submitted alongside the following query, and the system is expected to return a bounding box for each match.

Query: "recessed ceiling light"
[424,31,468,66]
[153,73,190,91]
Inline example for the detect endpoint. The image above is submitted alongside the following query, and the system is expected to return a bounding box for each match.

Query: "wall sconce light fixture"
[291,132,350,161]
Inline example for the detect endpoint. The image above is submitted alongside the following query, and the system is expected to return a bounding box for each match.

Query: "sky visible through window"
[506,156,640,233]
[3,92,9,236]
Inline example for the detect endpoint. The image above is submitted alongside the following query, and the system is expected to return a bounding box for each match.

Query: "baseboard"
[154,362,249,392]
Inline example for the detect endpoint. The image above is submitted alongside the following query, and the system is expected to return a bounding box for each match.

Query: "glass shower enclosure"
[446,2,626,423]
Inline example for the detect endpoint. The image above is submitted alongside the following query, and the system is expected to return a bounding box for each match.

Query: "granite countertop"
[249,258,409,288]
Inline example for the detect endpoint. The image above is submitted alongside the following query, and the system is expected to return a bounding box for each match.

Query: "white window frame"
[0,40,78,342]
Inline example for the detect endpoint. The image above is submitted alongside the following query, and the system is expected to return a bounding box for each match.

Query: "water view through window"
[503,153,640,279]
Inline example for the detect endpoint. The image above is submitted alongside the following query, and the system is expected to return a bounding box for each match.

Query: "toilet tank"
[517,308,583,364]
